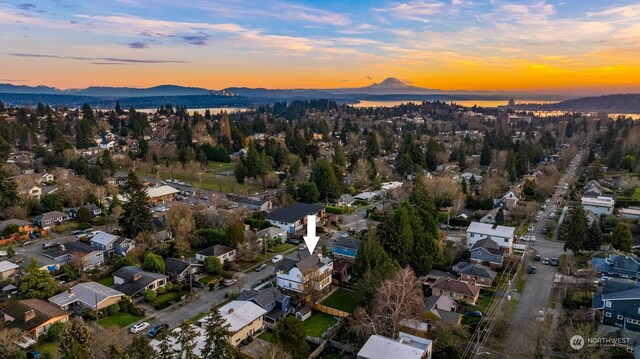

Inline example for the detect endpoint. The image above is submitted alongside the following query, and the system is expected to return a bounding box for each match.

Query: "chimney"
[180,256,185,261]
[133,273,142,281]
[24,309,36,322]
[228,308,234,314]
[67,288,74,297]
[59,244,65,251]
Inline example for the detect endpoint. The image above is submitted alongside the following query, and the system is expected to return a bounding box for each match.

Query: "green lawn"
[36,341,59,358]
[98,311,144,329]
[474,295,495,313]
[634,188,640,200]
[302,312,338,338]
[516,278,527,293]
[146,161,257,194]
[95,276,114,287]
[150,291,185,310]
[198,274,222,284]
[258,331,275,343]
[321,288,359,313]
[207,161,236,172]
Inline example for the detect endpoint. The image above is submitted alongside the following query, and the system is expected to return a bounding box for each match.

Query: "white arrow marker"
[303,215,320,255]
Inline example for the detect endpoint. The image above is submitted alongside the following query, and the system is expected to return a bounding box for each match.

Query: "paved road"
[502,149,584,357]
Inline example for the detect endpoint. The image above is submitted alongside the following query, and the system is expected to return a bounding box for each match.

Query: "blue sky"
[1,0,640,94]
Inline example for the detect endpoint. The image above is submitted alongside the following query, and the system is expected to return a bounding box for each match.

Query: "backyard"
[98,311,144,329]
[150,291,186,310]
[320,288,359,313]
[95,276,115,287]
[303,312,338,338]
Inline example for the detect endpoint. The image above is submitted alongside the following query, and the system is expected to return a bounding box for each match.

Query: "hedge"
[325,206,348,214]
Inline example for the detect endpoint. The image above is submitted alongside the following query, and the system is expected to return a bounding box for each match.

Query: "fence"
[312,303,350,318]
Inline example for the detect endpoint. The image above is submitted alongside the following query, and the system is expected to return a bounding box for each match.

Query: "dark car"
[192,280,204,289]
[529,266,537,274]
[254,263,267,272]
[534,254,541,261]
[550,258,559,266]
[464,310,483,318]
[147,323,169,338]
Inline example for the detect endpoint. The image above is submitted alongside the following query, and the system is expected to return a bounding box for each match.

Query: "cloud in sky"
[1,0,640,92]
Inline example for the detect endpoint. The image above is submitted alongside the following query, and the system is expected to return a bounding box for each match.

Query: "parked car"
[223,279,237,287]
[299,244,307,251]
[529,266,537,274]
[0,251,7,257]
[254,263,267,272]
[70,230,82,236]
[550,258,559,266]
[271,255,283,263]
[534,254,541,261]
[548,212,555,219]
[20,241,33,247]
[542,258,550,265]
[147,323,169,338]
[541,227,548,234]
[130,322,150,334]
[464,310,483,318]
[42,242,58,249]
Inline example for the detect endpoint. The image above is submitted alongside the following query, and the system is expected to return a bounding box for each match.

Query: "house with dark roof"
[32,211,69,230]
[457,263,497,287]
[333,258,353,283]
[165,258,202,284]
[275,253,333,294]
[425,295,461,325]
[593,279,640,331]
[113,266,168,296]
[234,196,271,212]
[195,245,236,264]
[265,203,325,235]
[331,237,361,261]
[152,217,172,242]
[592,255,640,281]
[470,238,504,269]
[42,242,105,271]
[431,277,480,305]
[66,204,102,219]
[2,299,69,346]
[237,287,291,328]
[114,237,135,256]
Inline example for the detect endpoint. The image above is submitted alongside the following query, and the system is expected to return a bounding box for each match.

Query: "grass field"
[147,161,257,194]
[95,276,114,287]
[98,311,144,329]
[320,288,359,313]
[257,330,275,342]
[303,312,338,338]
[150,291,185,310]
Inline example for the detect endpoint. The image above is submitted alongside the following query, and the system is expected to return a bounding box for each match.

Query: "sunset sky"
[1,0,640,94]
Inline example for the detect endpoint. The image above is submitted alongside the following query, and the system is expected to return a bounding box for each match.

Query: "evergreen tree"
[126,336,155,359]
[142,252,165,273]
[119,171,152,238]
[332,142,346,167]
[309,159,341,201]
[225,221,245,248]
[115,100,124,115]
[585,222,603,251]
[19,260,60,298]
[0,170,17,211]
[563,206,589,253]
[613,222,633,252]
[60,318,92,359]
[480,141,492,166]
[156,337,175,359]
[201,308,236,359]
[172,321,199,359]
[274,317,310,359]
[297,181,319,203]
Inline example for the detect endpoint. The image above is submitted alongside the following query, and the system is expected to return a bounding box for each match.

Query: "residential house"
[32,211,69,230]
[195,245,236,264]
[583,180,607,197]
[234,196,271,212]
[48,282,124,310]
[114,237,135,256]
[151,217,172,242]
[620,207,640,220]
[479,208,499,224]
[501,187,521,211]
[431,277,480,305]
[257,227,288,243]
[331,237,361,261]
[2,299,69,347]
[113,266,168,296]
[42,242,105,271]
[164,258,202,284]
[425,295,460,325]
[66,204,102,219]
[592,254,640,281]
[332,258,352,283]
[582,195,615,217]
[17,184,42,200]
[89,231,119,257]
[237,287,291,328]
[99,140,115,150]
[38,173,54,184]
[421,270,458,288]
[470,239,504,268]
[355,191,380,203]
[276,253,333,294]
[357,332,433,359]
[198,301,267,347]
[336,194,356,208]
[457,263,497,287]
[593,279,640,331]
[466,222,515,254]
[0,261,20,280]
[265,202,325,235]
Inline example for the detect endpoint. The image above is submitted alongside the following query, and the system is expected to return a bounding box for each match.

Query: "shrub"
[325,206,348,214]
[12,351,26,359]
[143,289,157,301]
[156,286,167,295]
[46,321,66,342]
[130,305,143,316]
[107,303,120,315]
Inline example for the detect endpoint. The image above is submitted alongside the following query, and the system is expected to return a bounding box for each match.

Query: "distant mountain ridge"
[0,83,211,97]
[516,94,640,113]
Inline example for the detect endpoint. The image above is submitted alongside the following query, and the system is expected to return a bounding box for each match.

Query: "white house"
[199,301,267,347]
[99,140,115,150]
[581,195,615,217]
[357,332,432,359]
[195,245,236,264]
[276,253,333,293]
[257,227,288,243]
[466,222,515,253]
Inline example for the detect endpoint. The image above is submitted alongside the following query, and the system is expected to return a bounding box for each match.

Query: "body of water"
[137,107,248,114]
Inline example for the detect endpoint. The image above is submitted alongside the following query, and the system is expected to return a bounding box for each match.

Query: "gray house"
[593,279,640,331]
[66,204,102,219]
[42,242,105,271]
[470,238,504,269]
[32,211,69,230]
[164,258,202,284]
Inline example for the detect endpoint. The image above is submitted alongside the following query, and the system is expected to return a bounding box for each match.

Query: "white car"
[271,255,283,263]
[0,251,7,257]
[130,322,150,334]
